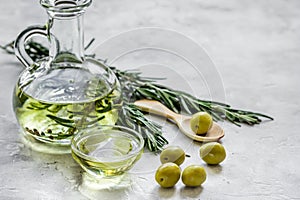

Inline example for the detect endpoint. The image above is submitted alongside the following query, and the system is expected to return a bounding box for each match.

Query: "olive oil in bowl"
[71,125,144,178]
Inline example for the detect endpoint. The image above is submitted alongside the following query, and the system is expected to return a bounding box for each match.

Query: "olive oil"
[13,68,120,146]
[72,130,143,177]
[12,0,123,154]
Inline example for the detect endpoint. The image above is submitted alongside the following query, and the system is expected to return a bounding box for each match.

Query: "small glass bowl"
[71,125,144,179]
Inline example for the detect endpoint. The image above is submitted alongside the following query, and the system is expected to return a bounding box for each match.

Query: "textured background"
[0,0,299,199]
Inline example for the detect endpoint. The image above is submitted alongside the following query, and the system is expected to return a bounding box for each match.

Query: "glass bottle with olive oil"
[13,0,121,153]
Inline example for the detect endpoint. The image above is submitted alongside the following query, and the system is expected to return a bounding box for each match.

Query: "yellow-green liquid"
[13,67,120,146]
[72,131,143,177]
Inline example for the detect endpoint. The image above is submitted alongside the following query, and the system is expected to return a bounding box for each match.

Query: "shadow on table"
[157,185,203,199]
[180,186,203,199]
[205,164,223,175]
[78,172,132,200]
[158,186,176,198]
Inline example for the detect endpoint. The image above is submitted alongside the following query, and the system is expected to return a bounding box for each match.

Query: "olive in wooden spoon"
[134,99,224,142]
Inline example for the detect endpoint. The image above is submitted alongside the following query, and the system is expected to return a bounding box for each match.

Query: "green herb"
[46,114,75,128]
[1,39,273,152]
[118,103,168,152]
[132,84,273,126]
[104,66,273,127]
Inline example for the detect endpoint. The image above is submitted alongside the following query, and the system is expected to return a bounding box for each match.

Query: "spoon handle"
[134,99,181,121]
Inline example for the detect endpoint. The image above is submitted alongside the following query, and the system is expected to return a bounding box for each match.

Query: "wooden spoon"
[134,99,224,142]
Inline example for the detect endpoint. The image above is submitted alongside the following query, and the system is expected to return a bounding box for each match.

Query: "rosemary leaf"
[46,115,75,128]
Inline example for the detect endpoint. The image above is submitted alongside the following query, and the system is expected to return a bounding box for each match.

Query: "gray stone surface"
[0,0,300,199]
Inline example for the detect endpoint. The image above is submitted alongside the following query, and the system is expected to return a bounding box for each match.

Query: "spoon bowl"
[134,99,224,142]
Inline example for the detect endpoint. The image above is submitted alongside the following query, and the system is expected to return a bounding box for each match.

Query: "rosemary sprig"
[132,83,273,126]
[1,39,273,152]
[0,41,15,54]
[104,67,273,127]
[117,103,168,152]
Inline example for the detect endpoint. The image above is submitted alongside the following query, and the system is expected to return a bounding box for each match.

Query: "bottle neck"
[48,14,85,64]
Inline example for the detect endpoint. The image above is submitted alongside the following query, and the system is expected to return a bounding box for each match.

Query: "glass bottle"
[13,0,121,153]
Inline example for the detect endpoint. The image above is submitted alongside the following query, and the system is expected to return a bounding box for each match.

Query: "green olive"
[160,146,186,166]
[182,165,206,187]
[200,142,226,165]
[190,112,213,135]
[155,163,181,188]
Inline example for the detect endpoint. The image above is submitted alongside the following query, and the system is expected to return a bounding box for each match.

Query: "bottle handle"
[14,25,48,68]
